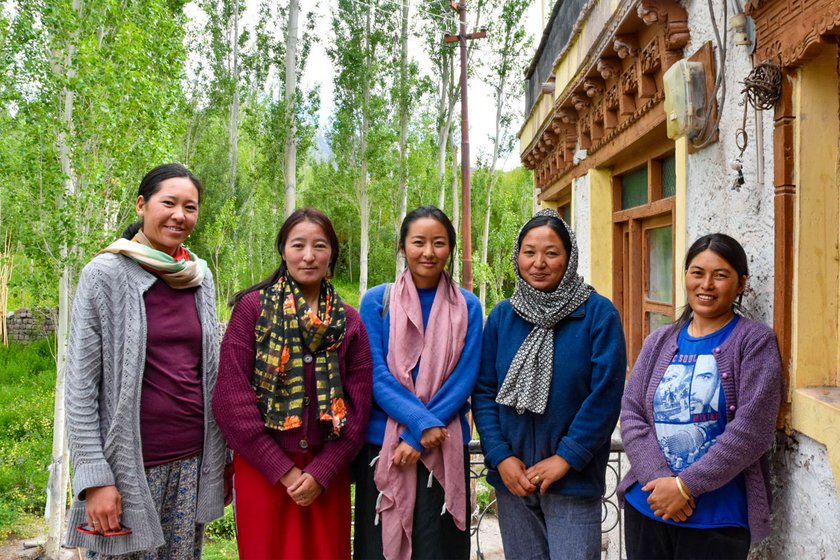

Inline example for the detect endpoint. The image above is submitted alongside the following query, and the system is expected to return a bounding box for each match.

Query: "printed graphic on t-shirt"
[654,353,723,472]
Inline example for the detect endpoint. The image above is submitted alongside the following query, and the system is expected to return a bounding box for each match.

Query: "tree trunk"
[478,73,506,311]
[283,0,299,217]
[450,132,460,284]
[358,1,373,298]
[395,0,410,278]
[228,0,240,195]
[437,53,459,211]
[47,2,83,555]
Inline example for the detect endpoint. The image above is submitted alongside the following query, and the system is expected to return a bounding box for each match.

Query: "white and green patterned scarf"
[99,231,207,289]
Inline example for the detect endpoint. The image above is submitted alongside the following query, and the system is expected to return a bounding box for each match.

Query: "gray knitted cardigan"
[619,317,783,542]
[64,253,226,555]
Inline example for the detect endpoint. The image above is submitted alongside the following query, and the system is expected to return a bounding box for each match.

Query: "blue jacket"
[359,282,483,451]
[473,293,626,496]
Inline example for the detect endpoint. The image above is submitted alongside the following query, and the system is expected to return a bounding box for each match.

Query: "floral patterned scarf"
[252,273,348,438]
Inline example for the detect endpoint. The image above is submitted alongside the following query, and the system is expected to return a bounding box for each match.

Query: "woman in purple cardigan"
[620,233,783,559]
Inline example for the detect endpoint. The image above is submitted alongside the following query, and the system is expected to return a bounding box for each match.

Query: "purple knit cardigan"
[619,316,783,542]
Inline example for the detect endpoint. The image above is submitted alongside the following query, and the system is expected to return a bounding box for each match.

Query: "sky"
[186,0,548,171]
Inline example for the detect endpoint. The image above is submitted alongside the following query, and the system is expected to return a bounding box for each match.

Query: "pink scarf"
[374,269,469,560]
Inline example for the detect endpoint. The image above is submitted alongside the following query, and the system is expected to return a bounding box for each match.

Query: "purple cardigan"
[619,317,783,542]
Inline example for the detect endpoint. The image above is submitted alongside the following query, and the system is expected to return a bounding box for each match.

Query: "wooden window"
[612,151,676,365]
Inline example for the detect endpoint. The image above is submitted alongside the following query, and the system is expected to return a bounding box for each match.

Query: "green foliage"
[205,505,236,542]
[0,340,56,535]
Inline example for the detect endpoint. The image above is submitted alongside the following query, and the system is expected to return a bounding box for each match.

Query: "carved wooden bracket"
[522,0,690,189]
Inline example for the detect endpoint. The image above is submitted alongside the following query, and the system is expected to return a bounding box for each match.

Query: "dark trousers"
[352,443,471,560]
[624,501,751,560]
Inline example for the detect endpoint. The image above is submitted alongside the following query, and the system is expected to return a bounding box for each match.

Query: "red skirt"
[233,452,352,560]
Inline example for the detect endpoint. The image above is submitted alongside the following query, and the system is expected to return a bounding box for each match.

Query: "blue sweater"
[359,282,483,451]
[473,294,626,497]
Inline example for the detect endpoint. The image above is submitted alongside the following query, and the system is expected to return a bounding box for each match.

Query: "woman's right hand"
[85,485,123,532]
[280,466,303,488]
[420,427,449,449]
[393,441,421,466]
[497,456,537,497]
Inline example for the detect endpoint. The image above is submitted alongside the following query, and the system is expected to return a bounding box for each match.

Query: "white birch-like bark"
[395,0,410,278]
[283,0,299,217]
[358,1,373,298]
[450,132,460,284]
[228,0,240,195]
[47,2,83,556]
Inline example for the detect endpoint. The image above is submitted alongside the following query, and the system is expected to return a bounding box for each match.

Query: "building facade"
[518,0,840,556]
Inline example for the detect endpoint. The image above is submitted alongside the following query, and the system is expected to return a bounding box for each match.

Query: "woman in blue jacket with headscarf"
[473,208,626,559]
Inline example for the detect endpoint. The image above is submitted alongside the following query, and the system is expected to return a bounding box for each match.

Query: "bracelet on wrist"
[675,476,692,500]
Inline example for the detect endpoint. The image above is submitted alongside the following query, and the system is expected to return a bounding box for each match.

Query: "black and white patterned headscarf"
[495,208,593,414]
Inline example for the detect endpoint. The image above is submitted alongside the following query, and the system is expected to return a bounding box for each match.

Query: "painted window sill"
[790,387,840,486]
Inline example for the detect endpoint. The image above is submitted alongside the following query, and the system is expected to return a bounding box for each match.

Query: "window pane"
[648,312,673,334]
[558,204,571,224]
[647,226,673,303]
[621,166,648,209]
[662,154,676,198]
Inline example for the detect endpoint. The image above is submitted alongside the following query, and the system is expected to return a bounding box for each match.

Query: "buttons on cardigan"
[299,439,309,449]
[721,372,729,379]
[729,405,736,412]
[303,396,310,406]
[202,466,210,474]
[713,348,721,354]
[303,354,313,364]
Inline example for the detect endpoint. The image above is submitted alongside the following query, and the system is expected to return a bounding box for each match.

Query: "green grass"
[0,339,56,537]
[204,507,239,559]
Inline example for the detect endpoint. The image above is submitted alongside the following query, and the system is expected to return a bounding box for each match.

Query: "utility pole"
[445,1,485,291]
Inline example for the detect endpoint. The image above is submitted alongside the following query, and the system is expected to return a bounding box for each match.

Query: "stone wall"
[5,308,57,343]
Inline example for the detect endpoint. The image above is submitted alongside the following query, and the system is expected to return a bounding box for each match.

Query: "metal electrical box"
[663,60,707,139]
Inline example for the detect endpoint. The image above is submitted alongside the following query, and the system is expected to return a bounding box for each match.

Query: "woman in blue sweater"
[354,206,483,560]
[473,209,626,559]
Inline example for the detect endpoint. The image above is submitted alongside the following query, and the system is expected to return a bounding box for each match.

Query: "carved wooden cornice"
[747,0,840,67]
[522,0,688,194]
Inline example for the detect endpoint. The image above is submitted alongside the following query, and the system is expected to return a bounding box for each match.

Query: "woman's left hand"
[287,473,323,507]
[643,477,695,522]
[524,455,571,494]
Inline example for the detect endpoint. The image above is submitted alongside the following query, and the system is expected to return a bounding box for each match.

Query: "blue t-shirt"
[625,317,749,529]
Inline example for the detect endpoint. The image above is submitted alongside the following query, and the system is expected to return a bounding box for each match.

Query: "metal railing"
[468,438,625,560]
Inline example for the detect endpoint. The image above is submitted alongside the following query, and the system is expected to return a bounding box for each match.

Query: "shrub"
[0,339,55,536]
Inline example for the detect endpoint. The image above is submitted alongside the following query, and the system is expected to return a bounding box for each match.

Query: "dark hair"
[516,214,572,256]
[230,208,340,306]
[398,205,457,277]
[674,233,749,330]
[121,163,204,239]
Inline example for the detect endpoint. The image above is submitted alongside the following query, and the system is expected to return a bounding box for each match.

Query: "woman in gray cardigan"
[64,164,228,558]
[620,233,783,559]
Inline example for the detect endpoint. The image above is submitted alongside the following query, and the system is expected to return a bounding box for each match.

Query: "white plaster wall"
[574,174,593,283]
[752,433,840,559]
[681,0,776,325]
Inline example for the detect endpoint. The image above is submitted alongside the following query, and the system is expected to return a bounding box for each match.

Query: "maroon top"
[212,291,373,488]
[140,280,204,467]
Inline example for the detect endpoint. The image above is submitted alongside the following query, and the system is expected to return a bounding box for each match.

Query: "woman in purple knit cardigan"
[620,233,783,559]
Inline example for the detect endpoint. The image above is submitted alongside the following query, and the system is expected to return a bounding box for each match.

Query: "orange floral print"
[331,397,347,419]
[283,415,303,430]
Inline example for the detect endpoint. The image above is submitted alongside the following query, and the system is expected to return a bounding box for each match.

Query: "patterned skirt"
[87,455,205,560]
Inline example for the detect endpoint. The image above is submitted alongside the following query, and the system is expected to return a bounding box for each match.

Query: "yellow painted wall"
[792,46,839,389]
[588,168,613,295]
[790,45,840,494]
